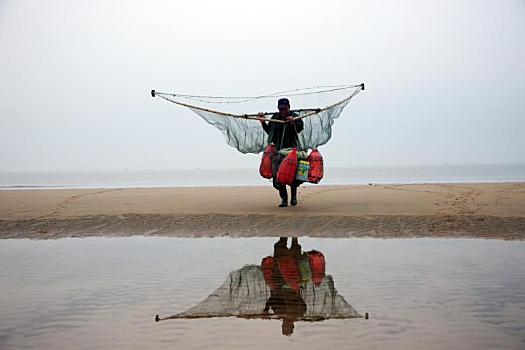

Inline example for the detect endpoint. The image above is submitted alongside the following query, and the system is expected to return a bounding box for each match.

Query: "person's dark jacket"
[262,112,304,150]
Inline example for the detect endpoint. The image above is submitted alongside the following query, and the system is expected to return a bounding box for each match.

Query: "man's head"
[277,98,290,116]
[281,317,295,336]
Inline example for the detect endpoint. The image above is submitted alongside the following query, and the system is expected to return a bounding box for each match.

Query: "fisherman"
[260,98,304,207]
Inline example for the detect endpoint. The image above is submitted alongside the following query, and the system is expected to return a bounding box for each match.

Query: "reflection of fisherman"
[260,98,304,207]
[263,237,307,336]
[155,237,358,331]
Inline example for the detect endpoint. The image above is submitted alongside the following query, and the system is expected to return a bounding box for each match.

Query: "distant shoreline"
[1,164,524,190]
[1,183,524,240]
[1,180,524,191]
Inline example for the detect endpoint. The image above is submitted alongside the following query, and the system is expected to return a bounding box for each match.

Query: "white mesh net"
[153,84,364,154]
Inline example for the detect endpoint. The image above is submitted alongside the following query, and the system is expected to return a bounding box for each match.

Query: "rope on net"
[151,83,364,153]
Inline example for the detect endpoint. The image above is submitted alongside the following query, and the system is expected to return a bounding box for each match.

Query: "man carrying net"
[260,98,304,207]
[152,84,365,207]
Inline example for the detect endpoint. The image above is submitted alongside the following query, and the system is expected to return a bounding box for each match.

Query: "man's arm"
[293,118,304,133]
[286,112,304,133]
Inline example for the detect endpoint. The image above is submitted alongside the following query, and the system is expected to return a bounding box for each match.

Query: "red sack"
[278,255,301,292]
[276,148,298,185]
[307,250,326,286]
[259,144,276,179]
[261,256,277,290]
[307,149,324,183]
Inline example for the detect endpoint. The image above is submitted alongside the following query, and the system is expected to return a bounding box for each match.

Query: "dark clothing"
[273,237,302,258]
[264,289,306,319]
[262,112,304,193]
[261,112,304,150]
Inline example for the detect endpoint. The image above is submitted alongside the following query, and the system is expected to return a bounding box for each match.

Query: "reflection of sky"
[0,237,524,349]
[1,1,525,171]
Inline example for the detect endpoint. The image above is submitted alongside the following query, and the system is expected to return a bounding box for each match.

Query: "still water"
[0,237,524,349]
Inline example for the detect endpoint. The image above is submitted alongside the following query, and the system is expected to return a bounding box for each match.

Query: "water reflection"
[156,237,364,335]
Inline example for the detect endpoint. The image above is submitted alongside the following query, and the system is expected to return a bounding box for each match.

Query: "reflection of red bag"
[261,256,277,290]
[259,144,276,179]
[307,250,325,286]
[277,148,298,185]
[307,149,323,183]
[278,255,301,292]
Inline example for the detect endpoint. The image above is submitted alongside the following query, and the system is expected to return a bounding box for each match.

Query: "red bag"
[307,149,324,183]
[259,144,276,179]
[278,255,301,292]
[307,250,326,286]
[261,256,277,290]
[276,148,298,185]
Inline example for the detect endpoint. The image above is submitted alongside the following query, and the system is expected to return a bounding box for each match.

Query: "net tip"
[151,90,156,98]
[360,83,365,90]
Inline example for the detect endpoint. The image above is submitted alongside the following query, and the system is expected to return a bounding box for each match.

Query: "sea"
[1,164,524,190]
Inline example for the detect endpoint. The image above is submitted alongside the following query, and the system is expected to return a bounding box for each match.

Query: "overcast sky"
[1,0,524,172]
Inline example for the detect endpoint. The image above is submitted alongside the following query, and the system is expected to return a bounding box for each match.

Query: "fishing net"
[152,84,364,154]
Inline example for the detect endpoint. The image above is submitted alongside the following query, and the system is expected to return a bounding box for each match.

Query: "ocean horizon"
[1,163,524,190]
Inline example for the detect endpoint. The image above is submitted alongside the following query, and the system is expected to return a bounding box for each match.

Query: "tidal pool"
[0,237,524,349]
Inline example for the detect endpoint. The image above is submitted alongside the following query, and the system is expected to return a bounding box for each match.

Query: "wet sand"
[1,183,524,239]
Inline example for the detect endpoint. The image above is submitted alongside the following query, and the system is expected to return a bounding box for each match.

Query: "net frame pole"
[151,83,365,124]
[290,83,364,121]
[152,90,286,123]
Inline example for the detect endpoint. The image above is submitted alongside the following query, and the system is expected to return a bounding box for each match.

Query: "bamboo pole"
[151,83,364,124]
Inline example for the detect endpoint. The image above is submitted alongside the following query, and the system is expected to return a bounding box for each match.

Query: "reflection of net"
[154,84,364,154]
[162,265,360,321]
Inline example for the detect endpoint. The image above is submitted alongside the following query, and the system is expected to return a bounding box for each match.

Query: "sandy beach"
[1,183,524,239]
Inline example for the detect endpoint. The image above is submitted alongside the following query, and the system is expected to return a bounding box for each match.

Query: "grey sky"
[1,0,524,171]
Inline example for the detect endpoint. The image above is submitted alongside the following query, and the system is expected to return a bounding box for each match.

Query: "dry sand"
[1,183,524,239]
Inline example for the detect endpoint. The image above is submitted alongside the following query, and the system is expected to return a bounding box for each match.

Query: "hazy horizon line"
[1,162,524,174]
